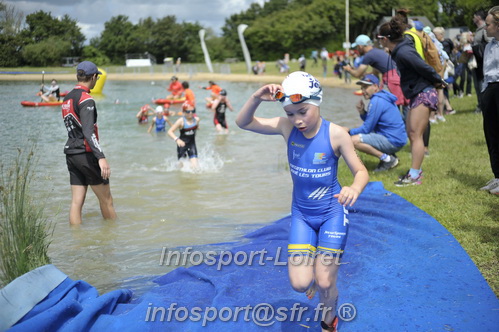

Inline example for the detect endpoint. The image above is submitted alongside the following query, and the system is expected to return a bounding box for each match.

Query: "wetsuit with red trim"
[177,117,199,159]
[138,105,149,124]
[214,101,229,129]
[62,85,105,159]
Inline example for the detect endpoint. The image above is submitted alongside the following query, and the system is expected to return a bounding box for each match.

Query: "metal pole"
[199,29,214,73]
[238,24,252,74]
[346,0,350,59]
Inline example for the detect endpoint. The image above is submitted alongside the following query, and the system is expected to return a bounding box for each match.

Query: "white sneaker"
[480,178,499,191]
[490,186,499,195]
[436,115,446,122]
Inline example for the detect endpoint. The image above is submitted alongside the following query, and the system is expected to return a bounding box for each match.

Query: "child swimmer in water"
[168,102,201,169]
[236,71,368,331]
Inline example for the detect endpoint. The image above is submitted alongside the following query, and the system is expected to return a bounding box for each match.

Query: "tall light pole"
[345,0,350,59]
[238,24,252,74]
[199,29,213,73]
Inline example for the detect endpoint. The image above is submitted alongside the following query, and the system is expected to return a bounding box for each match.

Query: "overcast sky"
[7,0,265,41]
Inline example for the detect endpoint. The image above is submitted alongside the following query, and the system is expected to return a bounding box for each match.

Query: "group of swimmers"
[136,78,234,168]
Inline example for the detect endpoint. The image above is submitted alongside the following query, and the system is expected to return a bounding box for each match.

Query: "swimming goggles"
[184,110,195,113]
[274,87,322,104]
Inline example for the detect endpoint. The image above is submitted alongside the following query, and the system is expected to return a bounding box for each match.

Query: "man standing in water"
[61,61,117,225]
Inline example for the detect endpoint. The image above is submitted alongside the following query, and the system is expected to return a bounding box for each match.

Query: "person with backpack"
[424,25,451,122]
[394,10,433,156]
[378,17,445,186]
[404,20,446,123]
[433,27,457,114]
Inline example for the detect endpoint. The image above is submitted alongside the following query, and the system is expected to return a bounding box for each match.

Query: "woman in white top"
[479,6,499,195]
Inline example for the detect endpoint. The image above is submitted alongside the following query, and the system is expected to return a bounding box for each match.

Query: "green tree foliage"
[2,9,85,66]
[0,33,23,66]
[455,0,496,30]
[0,1,25,66]
[221,2,266,59]
[81,45,111,66]
[242,0,342,60]
[1,0,495,67]
[144,15,180,63]
[0,1,23,36]
[205,33,232,63]
[348,0,397,39]
[97,15,137,64]
[21,11,84,52]
[174,22,204,62]
[22,36,71,66]
[59,14,86,56]
[92,15,204,64]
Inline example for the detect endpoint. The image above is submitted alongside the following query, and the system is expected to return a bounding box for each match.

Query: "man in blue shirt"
[343,74,408,172]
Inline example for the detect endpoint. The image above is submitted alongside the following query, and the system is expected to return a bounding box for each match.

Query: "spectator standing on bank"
[378,17,445,186]
[472,10,493,113]
[479,6,499,195]
[320,47,329,77]
[344,34,408,107]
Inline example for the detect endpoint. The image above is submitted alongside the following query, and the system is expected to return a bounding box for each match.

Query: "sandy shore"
[0,71,356,89]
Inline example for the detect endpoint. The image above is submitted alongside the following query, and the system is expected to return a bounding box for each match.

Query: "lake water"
[0,78,360,295]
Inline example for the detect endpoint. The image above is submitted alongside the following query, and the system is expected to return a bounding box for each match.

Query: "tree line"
[0,0,493,67]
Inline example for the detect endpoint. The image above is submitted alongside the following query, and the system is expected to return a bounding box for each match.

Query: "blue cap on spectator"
[414,20,424,31]
[356,74,379,86]
[352,34,372,47]
[77,61,102,75]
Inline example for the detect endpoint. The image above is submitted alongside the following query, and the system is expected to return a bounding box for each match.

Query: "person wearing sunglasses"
[378,18,446,186]
[168,102,200,169]
[61,61,116,225]
[236,71,368,331]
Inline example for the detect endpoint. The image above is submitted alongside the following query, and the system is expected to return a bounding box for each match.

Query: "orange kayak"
[21,100,63,107]
[154,98,186,105]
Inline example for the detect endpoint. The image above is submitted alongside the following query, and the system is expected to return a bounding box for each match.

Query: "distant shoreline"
[0,72,357,89]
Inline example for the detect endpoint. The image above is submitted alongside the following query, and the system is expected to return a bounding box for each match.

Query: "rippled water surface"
[0,78,360,294]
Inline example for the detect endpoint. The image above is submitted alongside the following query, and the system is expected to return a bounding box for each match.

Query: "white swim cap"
[155,105,164,113]
[280,71,322,108]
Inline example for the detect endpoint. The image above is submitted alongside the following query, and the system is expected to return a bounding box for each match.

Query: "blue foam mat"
[5,182,499,331]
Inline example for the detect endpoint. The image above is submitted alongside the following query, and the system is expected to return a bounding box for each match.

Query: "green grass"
[0,147,54,286]
[338,94,499,296]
